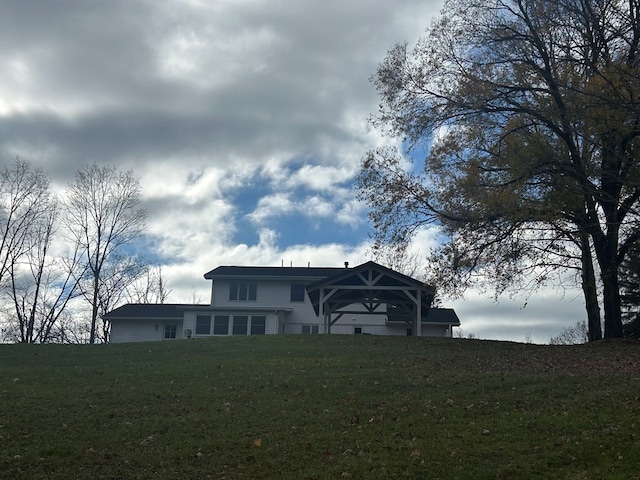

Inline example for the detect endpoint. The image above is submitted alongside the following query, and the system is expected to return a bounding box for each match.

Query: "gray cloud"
[451,291,587,344]
[0,1,590,343]
[2,0,439,170]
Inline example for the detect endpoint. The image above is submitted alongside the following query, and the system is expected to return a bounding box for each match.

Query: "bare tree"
[64,164,147,344]
[550,321,589,345]
[93,254,149,342]
[126,266,172,304]
[370,242,424,279]
[454,328,477,340]
[6,201,85,343]
[0,158,51,289]
[186,288,204,305]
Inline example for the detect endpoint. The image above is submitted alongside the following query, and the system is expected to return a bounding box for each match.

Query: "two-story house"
[106,261,461,343]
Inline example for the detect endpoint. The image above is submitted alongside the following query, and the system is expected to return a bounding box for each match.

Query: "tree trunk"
[580,232,602,341]
[592,228,623,338]
[601,264,623,338]
[90,272,99,344]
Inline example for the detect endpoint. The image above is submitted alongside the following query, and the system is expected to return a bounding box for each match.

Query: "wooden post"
[319,288,324,334]
[416,288,422,337]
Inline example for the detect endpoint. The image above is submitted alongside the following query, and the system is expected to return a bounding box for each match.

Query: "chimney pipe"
[344,262,349,269]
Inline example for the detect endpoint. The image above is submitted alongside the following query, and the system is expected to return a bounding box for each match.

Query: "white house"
[106,261,461,343]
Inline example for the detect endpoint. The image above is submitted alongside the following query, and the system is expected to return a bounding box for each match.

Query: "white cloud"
[0,0,591,343]
[284,164,356,191]
[245,192,295,223]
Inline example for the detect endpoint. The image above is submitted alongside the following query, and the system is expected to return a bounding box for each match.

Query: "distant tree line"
[0,158,167,344]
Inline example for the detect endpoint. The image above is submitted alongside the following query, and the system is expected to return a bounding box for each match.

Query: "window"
[195,315,211,335]
[233,316,248,335]
[214,315,230,335]
[354,327,363,335]
[164,324,177,339]
[290,283,306,302]
[302,325,318,334]
[248,283,257,300]
[250,316,266,335]
[229,282,257,301]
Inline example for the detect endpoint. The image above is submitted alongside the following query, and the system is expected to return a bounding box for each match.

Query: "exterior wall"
[110,319,184,343]
[213,277,320,327]
[111,312,452,342]
[183,311,199,335]
[420,324,452,337]
[214,278,313,308]
[327,321,450,337]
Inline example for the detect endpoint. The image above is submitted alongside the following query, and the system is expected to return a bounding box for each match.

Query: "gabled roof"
[426,308,461,326]
[305,261,436,317]
[204,265,347,280]
[305,261,433,291]
[103,303,205,320]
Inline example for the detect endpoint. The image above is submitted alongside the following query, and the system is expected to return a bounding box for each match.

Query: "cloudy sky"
[0,0,587,343]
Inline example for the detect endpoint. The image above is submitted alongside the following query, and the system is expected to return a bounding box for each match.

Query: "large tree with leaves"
[619,241,640,337]
[65,164,147,344]
[357,0,640,338]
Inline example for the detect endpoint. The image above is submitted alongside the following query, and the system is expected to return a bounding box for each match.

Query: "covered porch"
[305,261,436,336]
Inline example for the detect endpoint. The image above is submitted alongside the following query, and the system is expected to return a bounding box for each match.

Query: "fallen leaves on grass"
[466,339,640,376]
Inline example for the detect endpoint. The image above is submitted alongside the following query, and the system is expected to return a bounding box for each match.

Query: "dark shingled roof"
[204,265,348,280]
[427,308,461,326]
[103,303,203,320]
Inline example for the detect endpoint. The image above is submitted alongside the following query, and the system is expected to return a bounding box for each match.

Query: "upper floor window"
[290,283,306,302]
[229,282,257,301]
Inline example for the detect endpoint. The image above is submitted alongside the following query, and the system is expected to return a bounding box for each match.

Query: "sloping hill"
[1,336,639,479]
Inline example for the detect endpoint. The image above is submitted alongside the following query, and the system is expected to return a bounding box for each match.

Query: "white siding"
[183,311,198,334]
[110,320,183,343]
[419,324,451,337]
[214,278,298,307]
[213,278,320,330]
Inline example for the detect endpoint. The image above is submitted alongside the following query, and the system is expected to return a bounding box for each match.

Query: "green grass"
[1,336,639,479]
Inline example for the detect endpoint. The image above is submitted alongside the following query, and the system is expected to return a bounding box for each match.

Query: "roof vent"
[344,262,349,269]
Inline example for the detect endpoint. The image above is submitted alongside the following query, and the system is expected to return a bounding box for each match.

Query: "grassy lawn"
[1,335,639,479]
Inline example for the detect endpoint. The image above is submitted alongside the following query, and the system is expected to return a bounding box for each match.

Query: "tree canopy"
[358,0,640,338]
